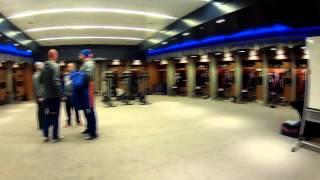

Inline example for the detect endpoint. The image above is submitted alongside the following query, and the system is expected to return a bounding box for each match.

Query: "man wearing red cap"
[78,49,98,140]
[40,49,63,142]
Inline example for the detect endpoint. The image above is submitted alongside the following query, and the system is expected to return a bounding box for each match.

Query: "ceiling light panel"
[37,36,144,41]
[216,19,226,24]
[8,8,177,20]
[182,32,191,36]
[0,0,209,46]
[26,25,157,32]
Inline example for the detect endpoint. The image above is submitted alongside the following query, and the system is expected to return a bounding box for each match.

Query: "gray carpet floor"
[0,95,319,180]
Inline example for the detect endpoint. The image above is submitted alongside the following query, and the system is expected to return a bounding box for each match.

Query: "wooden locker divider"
[23,63,34,101]
[146,62,160,93]
[0,66,6,104]
[13,65,25,101]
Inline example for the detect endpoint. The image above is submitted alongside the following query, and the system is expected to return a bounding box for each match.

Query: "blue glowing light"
[0,44,32,57]
[147,24,320,56]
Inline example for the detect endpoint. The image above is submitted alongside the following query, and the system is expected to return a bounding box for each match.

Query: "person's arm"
[32,74,39,98]
[82,62,95,82]
[37,71,44,102]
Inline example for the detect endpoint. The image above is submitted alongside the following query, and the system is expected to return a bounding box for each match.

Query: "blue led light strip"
[0,44,32,58]
[147,24,320,56]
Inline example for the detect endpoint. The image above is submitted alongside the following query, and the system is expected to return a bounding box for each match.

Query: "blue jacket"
[70,71,90,110]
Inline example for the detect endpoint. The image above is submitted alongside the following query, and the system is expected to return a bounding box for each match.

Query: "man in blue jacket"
[77,49,98,140]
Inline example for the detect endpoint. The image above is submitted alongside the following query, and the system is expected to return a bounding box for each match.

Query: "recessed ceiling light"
[270,48,277,51]
[238,50,246,53]
[215,52,222,55]
[213,1,223,5]
[27,49,32,52]
[191,55,198,58]
[161,41,168,45]
[148,48,153,51]
[132,60,142,66]
[160,60,168,65]
[14,43,19,46]
[8,8,177,20]
[26,25,157,32]
[112,59,121,66]
[182,32,191,36]
[300,46,307,49]
[216,19,226,24]
[37,36,144,41]
[200,55,209,62]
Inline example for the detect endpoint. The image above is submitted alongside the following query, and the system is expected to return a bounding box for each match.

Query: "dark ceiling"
[149,0,320,50]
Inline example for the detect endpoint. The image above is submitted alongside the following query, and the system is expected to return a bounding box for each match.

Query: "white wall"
[307,37,320,109]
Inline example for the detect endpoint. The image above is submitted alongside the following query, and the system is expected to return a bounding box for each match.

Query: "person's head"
[48,49,59,62]
[67,63,76,72]
[34,62,44,71]
[78,49,93,62]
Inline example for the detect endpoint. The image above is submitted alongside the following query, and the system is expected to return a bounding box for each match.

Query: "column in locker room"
[167,60,176,96]
[187,57,196,97]
[209,55,218,99]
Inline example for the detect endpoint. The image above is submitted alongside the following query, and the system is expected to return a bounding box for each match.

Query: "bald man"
[40,49,63,142]
[63,63,81,127]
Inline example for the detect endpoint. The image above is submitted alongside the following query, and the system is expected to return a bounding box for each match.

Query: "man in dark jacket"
[40,49,63,142]
[78,49,98,140]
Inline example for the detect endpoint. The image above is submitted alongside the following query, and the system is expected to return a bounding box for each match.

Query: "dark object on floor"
[281,100,320,139]
[281,120,301,138]
[270,105,276,108]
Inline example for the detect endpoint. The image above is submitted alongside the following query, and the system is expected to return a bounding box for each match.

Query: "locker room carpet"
[0,95,319,180]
